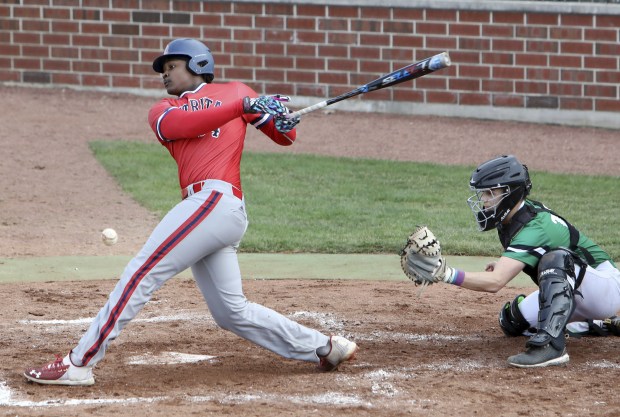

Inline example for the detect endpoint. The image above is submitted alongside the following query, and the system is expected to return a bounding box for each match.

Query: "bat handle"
[286,101,328,119]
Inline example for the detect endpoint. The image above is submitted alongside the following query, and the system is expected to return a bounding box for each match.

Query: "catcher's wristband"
[446,268,465,286]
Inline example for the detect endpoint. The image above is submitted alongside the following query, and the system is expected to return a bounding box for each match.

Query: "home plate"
[127,352,217,365]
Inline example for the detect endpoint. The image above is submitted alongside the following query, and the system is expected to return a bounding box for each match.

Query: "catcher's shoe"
[316,336,358,371]
[603,316,620,336]
[24,354,95,386]
[507,344,569,368]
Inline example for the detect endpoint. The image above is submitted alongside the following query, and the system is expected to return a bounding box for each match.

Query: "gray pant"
[70,180,328,367]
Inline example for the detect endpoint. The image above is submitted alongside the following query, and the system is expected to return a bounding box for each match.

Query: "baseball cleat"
[507,344,569,368]
[316,335,358,371]
[24,354,95,386]
[603,316,620,336]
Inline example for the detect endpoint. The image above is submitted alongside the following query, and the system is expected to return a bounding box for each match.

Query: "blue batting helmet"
[152,39,215,77]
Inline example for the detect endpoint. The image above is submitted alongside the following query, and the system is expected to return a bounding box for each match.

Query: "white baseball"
[101,228,118,246]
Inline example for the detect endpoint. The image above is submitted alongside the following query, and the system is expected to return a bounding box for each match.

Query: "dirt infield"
[1,85,619,416]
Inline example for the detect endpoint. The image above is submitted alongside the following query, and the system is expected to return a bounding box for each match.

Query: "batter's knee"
[498,294,532,337]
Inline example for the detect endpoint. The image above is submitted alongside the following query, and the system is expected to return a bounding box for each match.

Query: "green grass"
[89,141,619,259]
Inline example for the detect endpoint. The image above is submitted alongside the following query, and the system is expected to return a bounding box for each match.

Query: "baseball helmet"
[152,38,214,77]
[467,155,532,231]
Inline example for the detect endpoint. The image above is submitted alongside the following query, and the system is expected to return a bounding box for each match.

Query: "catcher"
[401,155,620,368]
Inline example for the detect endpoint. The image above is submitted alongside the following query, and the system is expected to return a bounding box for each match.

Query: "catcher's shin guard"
[527,250,576,350]
[499,294,532,336]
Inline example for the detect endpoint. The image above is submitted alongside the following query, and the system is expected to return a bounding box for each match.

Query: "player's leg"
[192,238,356,369]
[507,249,576,368]
[24,190,237,385]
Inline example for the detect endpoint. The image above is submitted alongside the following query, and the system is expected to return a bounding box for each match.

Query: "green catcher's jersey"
[502,200,615,272]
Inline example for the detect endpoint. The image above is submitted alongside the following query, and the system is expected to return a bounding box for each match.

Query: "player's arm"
[457,256,525,293]
[148,99,245,141]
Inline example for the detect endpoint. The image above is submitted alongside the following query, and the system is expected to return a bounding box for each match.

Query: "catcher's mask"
[467,155,531,231]
[152,38,214,80]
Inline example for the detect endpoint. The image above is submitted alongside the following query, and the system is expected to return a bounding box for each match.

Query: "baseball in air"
[101,228,118,246]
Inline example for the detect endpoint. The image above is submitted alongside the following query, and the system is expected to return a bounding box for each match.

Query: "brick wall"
[1,0,619,128]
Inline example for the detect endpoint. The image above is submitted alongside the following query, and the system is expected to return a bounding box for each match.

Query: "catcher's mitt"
[400,225,445,286]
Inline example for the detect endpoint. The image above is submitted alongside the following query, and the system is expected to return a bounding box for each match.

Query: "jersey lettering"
[550,214,567,228]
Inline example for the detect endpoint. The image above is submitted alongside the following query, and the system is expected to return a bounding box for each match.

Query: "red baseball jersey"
[148,82,296,191]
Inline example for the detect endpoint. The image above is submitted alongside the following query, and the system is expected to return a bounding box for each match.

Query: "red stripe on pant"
[81,191,223,365]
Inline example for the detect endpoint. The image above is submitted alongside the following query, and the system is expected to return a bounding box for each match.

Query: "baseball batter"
[24,38,357,386]
[401,155,620,368]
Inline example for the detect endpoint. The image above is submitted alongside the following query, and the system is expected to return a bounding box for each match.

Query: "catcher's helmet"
[152,38,214,77]
[467,155,532,231]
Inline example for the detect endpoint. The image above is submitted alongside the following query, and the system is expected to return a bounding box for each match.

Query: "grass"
[89,140,619,260]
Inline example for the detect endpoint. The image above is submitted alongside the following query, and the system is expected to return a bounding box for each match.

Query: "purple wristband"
[452,269,465,286]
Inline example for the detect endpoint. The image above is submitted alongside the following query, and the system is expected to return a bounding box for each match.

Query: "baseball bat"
[287,52,451,119]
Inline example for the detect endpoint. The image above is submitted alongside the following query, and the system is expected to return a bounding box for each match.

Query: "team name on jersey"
[180,97,222,112]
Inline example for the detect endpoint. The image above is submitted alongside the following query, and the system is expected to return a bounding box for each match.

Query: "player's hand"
[242,95,288,116]
[274,113,300,133]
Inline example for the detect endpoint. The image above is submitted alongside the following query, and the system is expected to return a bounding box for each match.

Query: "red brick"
[172,26,201,38]
[233,2,261,14]
[459,38,490,51]
[450,78,480,91]
[202,27,231,41]
[43,59,70,71]
[350,19,382,32]
[526,40,558,53]
[318,72,348,85]
[515,26,548,39]
[482,52,515,65]
[394,35,424,48]
[51,46,78,59]
[527,13,558,26]
[297,4,325,17]
[52,21,79,32]
[328,58,357,72]
[482,80,513,93]
[224,15,252,27]
[234,54,263,67]
[560,97,592,110]
[516,81,547,94]
[265,56,294,69]
[174,0,203,12]
[585,29,616,42]
[255,69,285,82]
[286,17,315,31]
[597,15,620,28]
[73,61,100,72]
[381,48,413,61]
[560,69,593,83]
[14,58,41,70]
[585,56,618,70]
[43,33,70,45]
[52,73,80,84]
[360,60,385,74]
[493,94,524,107]
[290,29,323,42]
[515,53,546,67]
[256,16,284,29]
[0,72,20,82]
[460,11,490,23]
[561,14,592,27]
[113,76,141,88]
[105,35,132,48]
[103,10,131,21]
[416,22,446,35]
[460,93,491,106]
[493,66,524,80]
[527,68,559,81]
[360,7,389,19]
[425,36,457,50]
[595,99,620,112]
[43,7,70,19]
[203,2,233,14]
[328,5,359,18]
[103,62,130,74]
[22,45,48,57]
[550,27,582,40]
[450,51,480,64]
[318,44,348,58]
[72,35,100,46]
[585,84,617,98]
[14,6,41,18]
[596,71,620,83]
[265,3,294,16]
[561,41,593,55]
[297,84,326,97]
[327,32,356,45]
[415,77,447,90]
[14,32,41,44]
[449,23,480,37]
[111,49,139,61]
[258,42,285,56]
[222,40,253,54]
[427,9,457,21]
[82,22,110,34]
[83,74,110,86]
[142,25,170,37]
[288,44,317,57]
[319,18,347,31]
[493,12,524,24]
[287,70,316,83]
[0,43,20,55]
[394,8,423,20]
[493,39,524,52]
[460,65,490,79]
[550,55,581,68]
[596,43,620,56]
[111,0,139,8]
[21,19,49,31]
[482,24,513,38]
[139,0,168,11]
[361,33,391,46]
